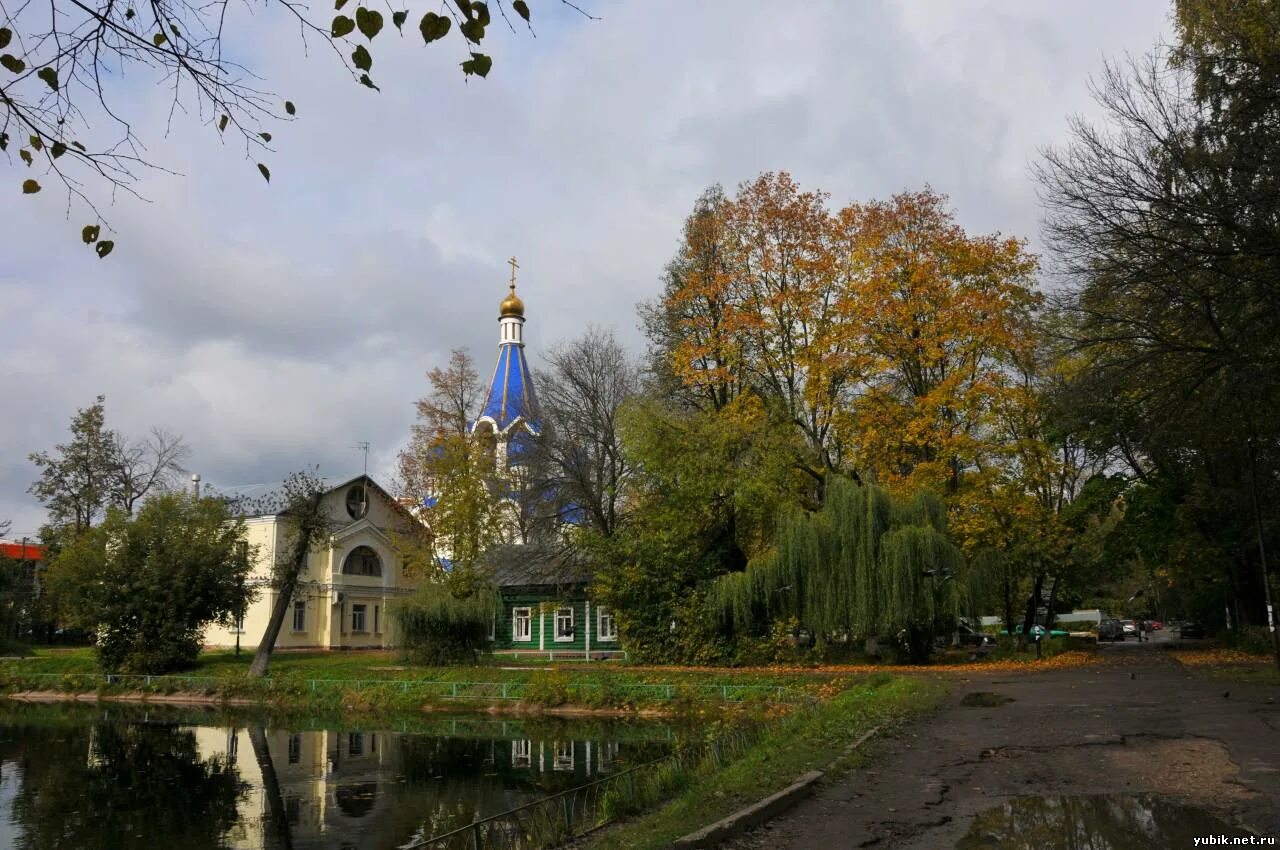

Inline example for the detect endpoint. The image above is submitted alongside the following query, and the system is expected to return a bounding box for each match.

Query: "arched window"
[342,545,382,577]
[345,484,368,519]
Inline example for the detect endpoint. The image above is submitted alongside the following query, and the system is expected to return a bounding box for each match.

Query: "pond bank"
[4,688,678,717]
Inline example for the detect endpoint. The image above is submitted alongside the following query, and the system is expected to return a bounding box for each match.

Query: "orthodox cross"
[508,255,519,290]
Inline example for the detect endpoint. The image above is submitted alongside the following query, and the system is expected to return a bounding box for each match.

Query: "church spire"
[476,262,540,439]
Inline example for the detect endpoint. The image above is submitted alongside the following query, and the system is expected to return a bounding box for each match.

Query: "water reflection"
[0,704,673,850]
[956,793,1257,850]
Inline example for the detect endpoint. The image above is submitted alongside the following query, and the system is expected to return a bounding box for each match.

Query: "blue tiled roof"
[478,342,540,434]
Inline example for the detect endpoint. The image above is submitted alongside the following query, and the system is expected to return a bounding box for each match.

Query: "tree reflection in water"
[957,794,1257,850]
[0,704,674,850]
[1,712,246,850]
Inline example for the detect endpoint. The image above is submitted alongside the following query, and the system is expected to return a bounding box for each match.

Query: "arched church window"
[342,545,382,577]
[345,484,369,519]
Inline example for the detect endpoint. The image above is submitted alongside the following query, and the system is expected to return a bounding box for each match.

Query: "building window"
[342,545,382,577]
[288,734,302,764]
[554,606,574,642]
[345,484,369,520]
[348,732,363,756]
[597,608,617,642]
[553,741,574,772]
[513,607,532,642]
[292,600,306,632]
[512,739,531,769]
[351,604,367,633]
[373,605,380,635]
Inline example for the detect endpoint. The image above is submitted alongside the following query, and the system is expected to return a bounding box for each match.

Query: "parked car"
[1179,621,1206,639]
[1121,620,1138,635]
[1149,620,1163,630]
[1097,619,1125,641]
[1000,624,1070,638]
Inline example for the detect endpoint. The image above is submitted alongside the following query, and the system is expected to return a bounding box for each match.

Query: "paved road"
[730,640,1280,848]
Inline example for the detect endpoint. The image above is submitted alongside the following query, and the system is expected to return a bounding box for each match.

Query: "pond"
[0,702,678,850]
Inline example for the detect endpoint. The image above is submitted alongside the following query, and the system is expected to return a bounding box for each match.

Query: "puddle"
[960,691,1015,708]
[956,794,1256,849]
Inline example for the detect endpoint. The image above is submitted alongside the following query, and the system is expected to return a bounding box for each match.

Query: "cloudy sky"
[0,0,1173,537]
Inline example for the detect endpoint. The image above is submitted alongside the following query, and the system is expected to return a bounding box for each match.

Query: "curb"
[670,770,825,849]
[671,725,881,848]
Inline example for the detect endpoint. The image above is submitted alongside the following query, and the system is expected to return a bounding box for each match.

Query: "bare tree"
[247,468,332,677]
[534,326,640,538]
[113,427,191,515]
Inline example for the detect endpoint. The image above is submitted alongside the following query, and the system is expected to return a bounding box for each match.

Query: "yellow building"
[204,475,421,650]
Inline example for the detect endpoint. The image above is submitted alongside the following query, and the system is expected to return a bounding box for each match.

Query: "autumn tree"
[397,348,502,589]
[1,1,587,254]
[838,189,1040,502]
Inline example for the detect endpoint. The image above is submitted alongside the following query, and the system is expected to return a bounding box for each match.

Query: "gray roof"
[483,543,590,589]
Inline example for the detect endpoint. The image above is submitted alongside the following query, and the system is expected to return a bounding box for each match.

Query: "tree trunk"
[1002,572,1016,636]
[248,727,294,850]
[248,574,299,677]
[1017,571,1044,653]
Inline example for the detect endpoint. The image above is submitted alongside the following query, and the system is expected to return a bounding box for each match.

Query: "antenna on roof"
[353,442,370,476]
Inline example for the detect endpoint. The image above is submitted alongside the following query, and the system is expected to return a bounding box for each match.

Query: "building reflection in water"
[195,718,667,849]
[0,706,671,850]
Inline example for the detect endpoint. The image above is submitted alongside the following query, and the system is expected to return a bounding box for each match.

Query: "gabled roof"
[482,543,589,589]
[219,473,416,524]
[476,342,540,435]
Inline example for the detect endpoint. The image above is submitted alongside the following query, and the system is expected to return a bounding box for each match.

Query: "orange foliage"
[660,172,1041,502]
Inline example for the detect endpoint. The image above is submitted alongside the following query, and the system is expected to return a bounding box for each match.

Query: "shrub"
[394,583,498,665]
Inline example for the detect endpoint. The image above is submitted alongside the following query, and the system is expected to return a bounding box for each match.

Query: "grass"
[581,673,947,849]
[0,647,866,716]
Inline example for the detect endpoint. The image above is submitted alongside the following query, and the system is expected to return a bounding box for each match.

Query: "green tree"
[1037,0,1280,661]
[2,0,586,253]
[28,395,118,534]
[46,491,251,672]
[709,476,964,663]
[590,393,810,663]
[29,395,190,537]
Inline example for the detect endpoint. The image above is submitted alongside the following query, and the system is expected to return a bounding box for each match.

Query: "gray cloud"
[0,0,1171,536]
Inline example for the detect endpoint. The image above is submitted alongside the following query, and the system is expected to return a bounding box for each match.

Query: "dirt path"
[729,641,1280,848]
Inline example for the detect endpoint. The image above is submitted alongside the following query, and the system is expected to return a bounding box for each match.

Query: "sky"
[0,0,1174,538]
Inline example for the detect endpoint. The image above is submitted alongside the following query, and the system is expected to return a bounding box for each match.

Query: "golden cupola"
[499,281,525,319]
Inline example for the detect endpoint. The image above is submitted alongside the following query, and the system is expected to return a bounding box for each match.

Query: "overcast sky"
[0,0,1173,537]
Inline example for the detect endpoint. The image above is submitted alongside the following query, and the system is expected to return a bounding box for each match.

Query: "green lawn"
[583,673,948,849]
[0,647,872,713]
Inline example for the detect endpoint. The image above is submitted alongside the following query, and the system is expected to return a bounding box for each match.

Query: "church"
[205,270,620,657]
[465,270,621,659]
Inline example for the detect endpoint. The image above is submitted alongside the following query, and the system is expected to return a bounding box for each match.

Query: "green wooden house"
[485,544,622,659]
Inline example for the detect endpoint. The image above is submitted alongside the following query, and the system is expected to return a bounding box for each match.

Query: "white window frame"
[554,606,574,643]
[553,741,574,772]
[292,599,306,632]
[513,607,532,642]
[597,607,617,642]
[351,603,367,633]
[512,739,531,768]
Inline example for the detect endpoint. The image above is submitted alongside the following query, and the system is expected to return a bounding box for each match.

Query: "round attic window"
[345,484,368,519]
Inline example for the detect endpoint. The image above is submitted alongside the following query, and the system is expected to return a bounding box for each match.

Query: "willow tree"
[709,476,965,661]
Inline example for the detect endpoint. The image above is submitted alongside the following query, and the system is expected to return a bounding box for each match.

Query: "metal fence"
[403,724,762,849]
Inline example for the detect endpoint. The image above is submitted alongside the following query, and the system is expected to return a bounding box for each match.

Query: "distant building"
[203,475,421,650]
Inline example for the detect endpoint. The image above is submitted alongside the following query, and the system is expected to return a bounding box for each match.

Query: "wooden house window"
[513,607,532,642]
[597,608,617,642]
[554,606,574,642]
